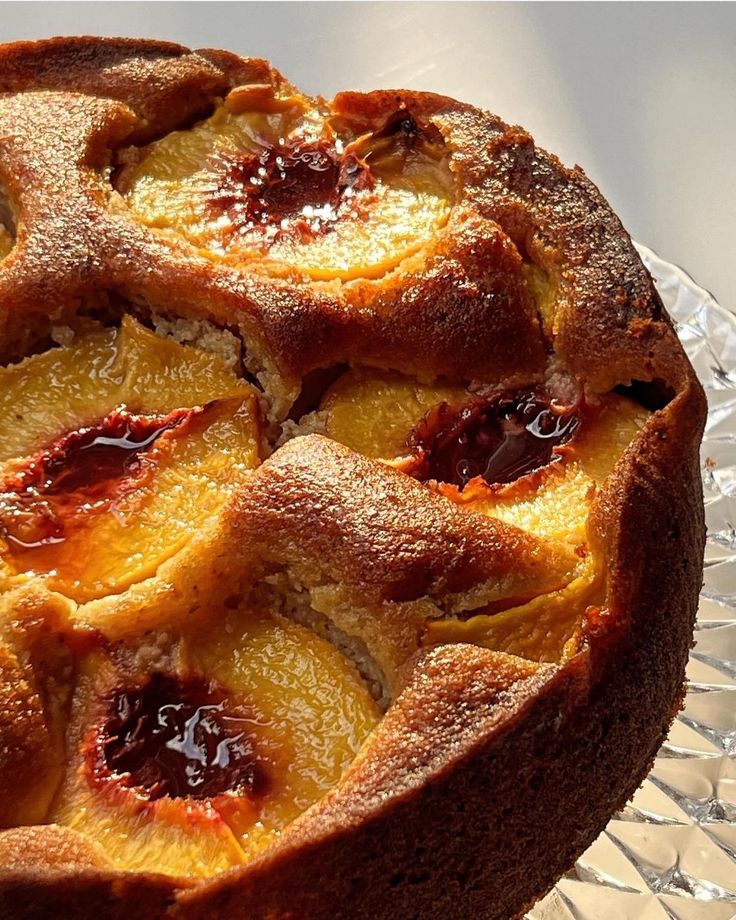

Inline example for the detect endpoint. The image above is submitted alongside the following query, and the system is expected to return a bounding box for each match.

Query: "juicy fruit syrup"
[0,405,196,557]
[210,138,373,239]
[99,674,267,801]
[410,390,582,489]
[208,107,446,241]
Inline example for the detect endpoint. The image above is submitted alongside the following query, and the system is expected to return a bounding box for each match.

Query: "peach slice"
[320,367,463,461]
[317,367,650,661]
[318,367,648,533]
[0,317,263,603]
[428,450,605,661]
[450,391,649,534]
[184,605,381,860]
[424,397,648,660]
[119,92,454,281]
[50,650,247,878]
[50,608,380,877]
[426,554,601,663]
[0,589,74,826]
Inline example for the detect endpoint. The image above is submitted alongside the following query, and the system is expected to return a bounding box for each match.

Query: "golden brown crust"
[0,824,108,870]
[220,434,577,691]
[0,37,230,141]
[0,590,74,826]
[231,435,574,607]
[330,87,688,394]
[0,861,179,920]
[0,35,706,920]
[175,380,705,920]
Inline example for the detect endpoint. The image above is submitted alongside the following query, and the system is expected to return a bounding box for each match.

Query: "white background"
[2,2,735,310]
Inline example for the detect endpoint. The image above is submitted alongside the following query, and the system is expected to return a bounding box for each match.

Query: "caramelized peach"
[318,367,647,531]
[185,606,381,859]
[426,555,601,662]
[51,651,248,878]
[0,317,263,603]
[50,607,379,877]
[317,368,650,661]
[119,92,454,281]
[320,368,464,460]
[424,397,648,659]
[461,394,649,534]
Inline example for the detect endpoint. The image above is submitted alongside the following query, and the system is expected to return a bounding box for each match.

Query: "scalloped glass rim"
[529,244,736,920]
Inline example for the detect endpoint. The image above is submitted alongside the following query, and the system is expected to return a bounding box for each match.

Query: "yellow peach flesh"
[50,609,380,878]
[317,367,650,660]
[321,368,463,460]
[0,317,262,603]
[121,97,453,281]
[185,607,381,859]
[50,653,247,879]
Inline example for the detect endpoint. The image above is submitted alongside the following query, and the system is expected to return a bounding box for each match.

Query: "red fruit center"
[101,674,266,801]
[409,390,581,490]
[210,138,372,236]
[0,405,196,551]
[208,107,445,241]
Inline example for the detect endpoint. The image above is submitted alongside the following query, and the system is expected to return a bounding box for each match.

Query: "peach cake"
[0,37,706,920]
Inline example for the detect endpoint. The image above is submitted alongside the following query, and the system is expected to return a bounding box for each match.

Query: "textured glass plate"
[529,244,736,920]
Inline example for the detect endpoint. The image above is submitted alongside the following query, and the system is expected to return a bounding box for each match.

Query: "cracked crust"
[0,36,706,920]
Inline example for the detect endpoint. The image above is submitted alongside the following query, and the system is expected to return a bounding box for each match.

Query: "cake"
[0,37,706,920]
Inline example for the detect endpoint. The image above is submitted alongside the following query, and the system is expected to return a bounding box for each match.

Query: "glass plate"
[529,244,736,920]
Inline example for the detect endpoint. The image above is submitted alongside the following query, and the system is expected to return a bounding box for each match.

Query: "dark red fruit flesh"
[409,390,581,490]
[100,674,267,801]
[208,107,446,240]
[0,405,195,550]
[210,138,372,236]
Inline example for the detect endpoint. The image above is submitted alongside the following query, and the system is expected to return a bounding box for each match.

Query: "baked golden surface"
[0,37,705,920]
